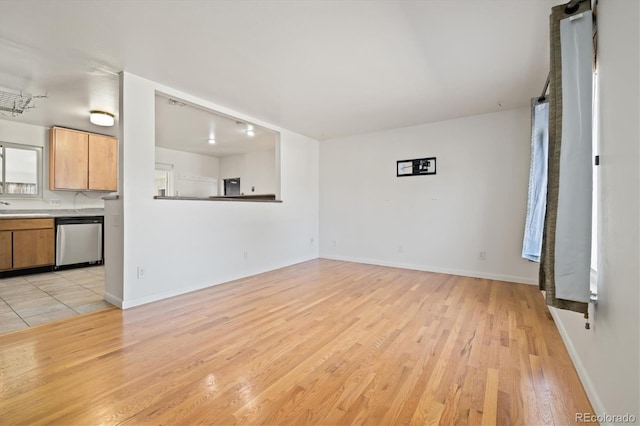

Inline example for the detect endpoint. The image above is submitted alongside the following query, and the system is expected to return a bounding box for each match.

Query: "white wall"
[0,120,105,210]
[155,146,219,197]
[245,151,277,195]
[219,150,277,195]
[111,72,319,308]
[103,197,123,304]
[549,1,640,421]
[320,107,538,284]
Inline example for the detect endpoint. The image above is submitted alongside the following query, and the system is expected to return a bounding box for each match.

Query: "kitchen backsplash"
[0,191,106,211]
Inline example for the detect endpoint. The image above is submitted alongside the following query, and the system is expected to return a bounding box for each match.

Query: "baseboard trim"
[121,255,319,309]
[319,254,537,285]
[103,292,123,309]
[122,281,221,309]
[548,307,606,420]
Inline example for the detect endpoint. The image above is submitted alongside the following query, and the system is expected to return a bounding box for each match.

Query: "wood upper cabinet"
[0,219,54,271]
[50,127,89,190]
[49,127,117,191]
[88,133,118,191]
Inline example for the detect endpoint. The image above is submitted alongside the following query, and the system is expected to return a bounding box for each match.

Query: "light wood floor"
[0,259,594,425]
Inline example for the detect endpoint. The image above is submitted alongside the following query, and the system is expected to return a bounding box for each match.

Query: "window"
[0,142,43,198]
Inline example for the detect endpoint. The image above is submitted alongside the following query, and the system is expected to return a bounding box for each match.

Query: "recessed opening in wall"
[154,92,281,202]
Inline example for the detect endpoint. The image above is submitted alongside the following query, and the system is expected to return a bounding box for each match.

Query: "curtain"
[522,99,549,262]
[539,1,593,314]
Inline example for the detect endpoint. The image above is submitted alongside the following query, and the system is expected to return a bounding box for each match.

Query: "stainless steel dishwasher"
[55,216,104,267]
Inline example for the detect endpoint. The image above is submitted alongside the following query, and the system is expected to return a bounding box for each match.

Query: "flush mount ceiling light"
[89,111,115,126]
[208,138,216,145]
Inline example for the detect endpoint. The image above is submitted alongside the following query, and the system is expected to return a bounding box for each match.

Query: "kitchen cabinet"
[49,127,117,191]
[88,133,118,190]
[0,219,54,271]
[0,231,12,270]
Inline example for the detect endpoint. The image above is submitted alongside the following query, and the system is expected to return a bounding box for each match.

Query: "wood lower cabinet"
[50,127,117,191]
[0,231,12,270]
[13,229,55,269]
[0,219,55,271]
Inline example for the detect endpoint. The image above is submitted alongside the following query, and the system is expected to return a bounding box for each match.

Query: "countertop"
[0,208,105,219]
[154,194,281,203]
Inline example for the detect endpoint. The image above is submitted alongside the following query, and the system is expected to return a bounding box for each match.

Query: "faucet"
[0,200,10,206]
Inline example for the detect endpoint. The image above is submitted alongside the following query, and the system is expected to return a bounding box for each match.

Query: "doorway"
[224,178,240,195]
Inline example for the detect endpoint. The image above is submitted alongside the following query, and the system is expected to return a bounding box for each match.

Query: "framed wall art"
[396,157,436,177]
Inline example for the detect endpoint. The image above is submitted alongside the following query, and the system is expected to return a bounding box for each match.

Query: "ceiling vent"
[0,87,47,117]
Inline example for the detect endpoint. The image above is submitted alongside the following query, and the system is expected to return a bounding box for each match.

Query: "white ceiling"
[155,94,276,157]
[0,0,559,141]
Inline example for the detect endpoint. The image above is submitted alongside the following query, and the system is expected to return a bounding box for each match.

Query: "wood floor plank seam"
[0,259,595,425]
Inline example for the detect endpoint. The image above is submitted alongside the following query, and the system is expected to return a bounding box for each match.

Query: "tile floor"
[0,265,113,334]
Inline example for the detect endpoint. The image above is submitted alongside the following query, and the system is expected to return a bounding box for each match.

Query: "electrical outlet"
[137,267,146,279]
[244,251,249,260]
[49,199,62,207]
[398,245,404,253]
[479,251,487,260]
[332,240,337,247]
[310,237,314,245]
